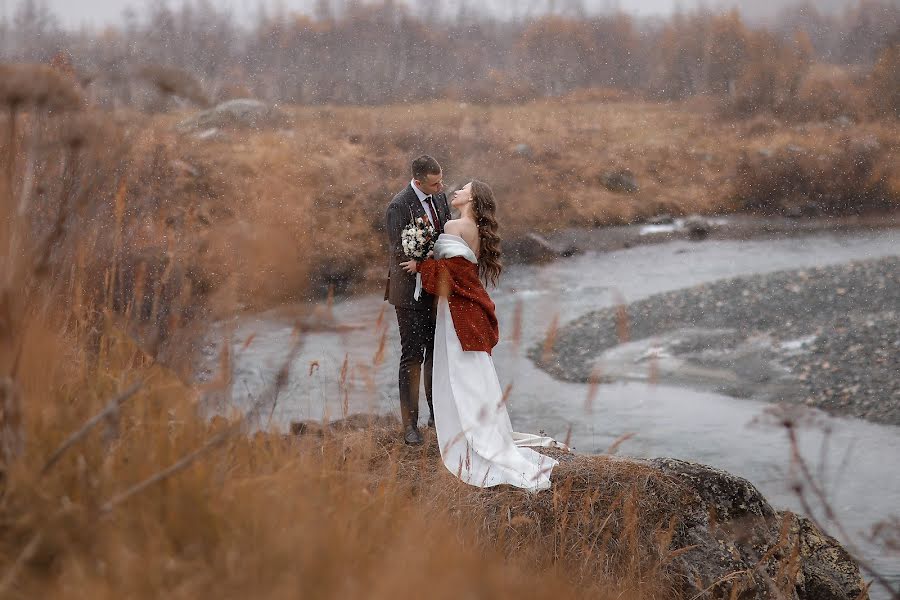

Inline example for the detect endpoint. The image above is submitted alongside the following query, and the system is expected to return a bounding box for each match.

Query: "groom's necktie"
[426,196,441,233]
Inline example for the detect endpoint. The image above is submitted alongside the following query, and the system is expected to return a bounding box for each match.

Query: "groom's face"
[416,171,444,196]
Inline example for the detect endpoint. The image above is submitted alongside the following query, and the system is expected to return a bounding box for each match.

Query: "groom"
[384,155,451,445]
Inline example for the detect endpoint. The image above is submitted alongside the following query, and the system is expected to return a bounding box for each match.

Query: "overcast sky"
[7,0,857,28]
[11,0,761,28]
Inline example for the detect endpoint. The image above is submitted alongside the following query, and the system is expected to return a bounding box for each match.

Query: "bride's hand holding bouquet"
[398,217,436,297]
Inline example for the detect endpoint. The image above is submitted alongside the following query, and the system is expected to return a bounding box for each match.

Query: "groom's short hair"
[412,155,441,180]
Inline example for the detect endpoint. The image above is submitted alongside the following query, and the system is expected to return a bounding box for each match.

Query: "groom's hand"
[400,260,418,274]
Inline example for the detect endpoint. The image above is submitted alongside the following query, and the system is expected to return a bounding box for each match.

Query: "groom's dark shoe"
[404,425,424,446]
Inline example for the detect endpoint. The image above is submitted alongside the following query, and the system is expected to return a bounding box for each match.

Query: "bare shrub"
[0,63,83,112]
[734,138,897,215]
[137,64,210,108]
[792,65,868,121]
[719,30,813,118]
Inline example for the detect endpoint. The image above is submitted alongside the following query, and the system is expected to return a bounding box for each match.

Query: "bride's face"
[451,182,472,210]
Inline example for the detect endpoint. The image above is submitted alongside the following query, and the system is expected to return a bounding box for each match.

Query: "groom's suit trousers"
[395,305,436,428]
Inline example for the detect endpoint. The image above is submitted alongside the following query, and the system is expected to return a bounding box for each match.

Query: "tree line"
[1,0,898,114]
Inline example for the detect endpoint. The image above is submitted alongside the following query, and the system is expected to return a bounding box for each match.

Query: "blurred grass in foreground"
[0,62,682,600]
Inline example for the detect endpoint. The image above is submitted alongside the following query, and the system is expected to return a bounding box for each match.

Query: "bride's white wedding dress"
[429,234,561,492]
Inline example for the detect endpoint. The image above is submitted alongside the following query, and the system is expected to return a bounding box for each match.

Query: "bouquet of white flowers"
[401,216,437,300]
[401,216,437,260]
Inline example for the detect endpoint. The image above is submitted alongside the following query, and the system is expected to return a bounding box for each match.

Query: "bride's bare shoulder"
[444,219,478,251]
[443,219,463,234]
[444,219,476,236]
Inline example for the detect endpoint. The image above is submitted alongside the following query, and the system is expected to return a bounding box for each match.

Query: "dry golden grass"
[734,131,899,215]
[4,66,897,330]
[0,314,689,599]
[10,71,891,325]
[164,96,899,311]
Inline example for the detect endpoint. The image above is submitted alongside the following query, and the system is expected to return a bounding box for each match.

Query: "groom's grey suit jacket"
[384,184,451,310]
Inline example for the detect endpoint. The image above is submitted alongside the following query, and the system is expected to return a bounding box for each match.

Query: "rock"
[784,201,822,219]
[601,169,639,194]
[785,205,805,219]
[169,159,199,177]
[649,458,866,600]
[791,515,868,600]
[291,413,400,436]
[851,135,880,153]
[785,202,820,218]
[684,216,712,240]
[177,99,288,132]
[513,143,533,157]
[505,232,578,263]
[651,457,774,520]
[192,127,224,141]
[647,214,675,225]
[833,115,853,128]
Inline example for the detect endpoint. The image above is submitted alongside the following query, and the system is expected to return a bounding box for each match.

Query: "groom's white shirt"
[411,179,436,223]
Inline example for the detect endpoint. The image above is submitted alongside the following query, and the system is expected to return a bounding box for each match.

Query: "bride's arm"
[418,258,453,297]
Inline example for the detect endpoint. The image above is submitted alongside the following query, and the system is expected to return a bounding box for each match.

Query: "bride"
[400,180,560,492]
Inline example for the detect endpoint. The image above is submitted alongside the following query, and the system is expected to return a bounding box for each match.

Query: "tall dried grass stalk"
[783,419,899,599]
[40,381,144,475]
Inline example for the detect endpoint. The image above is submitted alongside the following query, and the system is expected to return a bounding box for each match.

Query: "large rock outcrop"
[650,457,865,599]
[293,416,868,600]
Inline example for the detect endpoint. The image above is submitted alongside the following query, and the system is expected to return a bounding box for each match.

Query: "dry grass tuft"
[137,65,210,108]
[0,64,84,112]
[734,134,898,216]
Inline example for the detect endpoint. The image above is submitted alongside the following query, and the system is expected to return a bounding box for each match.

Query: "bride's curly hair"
[470,180,502,286]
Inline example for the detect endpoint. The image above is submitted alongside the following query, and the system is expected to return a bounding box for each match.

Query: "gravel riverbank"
[532,256,900,426]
